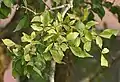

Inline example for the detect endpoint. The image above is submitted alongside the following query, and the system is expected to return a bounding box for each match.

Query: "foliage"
[0,0,120,81]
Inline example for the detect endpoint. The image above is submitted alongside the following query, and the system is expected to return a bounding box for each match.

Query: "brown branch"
[0,4,18,28]
[42,0,51,9]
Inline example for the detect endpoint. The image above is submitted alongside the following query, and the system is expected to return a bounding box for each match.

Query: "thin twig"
[42,0,51,9]
[49,4,68,11]
[21,6,37,15]
[62,0,73,17]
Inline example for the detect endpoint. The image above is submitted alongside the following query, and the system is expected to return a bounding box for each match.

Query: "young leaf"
[2,39,16,47]
[84,41,91,52]
[101,55,108,67]
[102,48,109,54]
[66,32,79,41]
[96,36,103,48]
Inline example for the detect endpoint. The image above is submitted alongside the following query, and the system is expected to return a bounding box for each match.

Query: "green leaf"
[85,31,92,41]
[3,0,12,7]
[31,31,36,40]
[75,21,85,31]
[101,55,108,67]
[67,13,79,20]
[74,38,81,47]
[100,29,119,39]
[33,66,42,77]
[31,16,41,22]
[43,53,52,61]
[70,46,92,58]
[60,43,68,51]
[50,49,63,63]
[96,36,103,48]
[43,35,54,41]
[67,32,79,41]
[57,35,67,43]
[102,48,109,54]
[84,41,91,52]
[2,39,16,47]
[69,20,76,26]
[24,54,31,62]
[47,29,57,34]
[86,21,98,29]
[14,15,28,32]
[57,12,63,22]
[44,43,53,53]
[31,24,43,31]
[82,8,89,21]
[41,11,51,26]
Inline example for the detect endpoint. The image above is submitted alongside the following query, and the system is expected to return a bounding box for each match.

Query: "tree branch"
[0,4,18,28]
[49,60,56,82]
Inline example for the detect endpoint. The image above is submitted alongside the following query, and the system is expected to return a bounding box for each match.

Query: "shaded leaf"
[3,0,12,7]
[33,66,42,77]
[14,15,28,32]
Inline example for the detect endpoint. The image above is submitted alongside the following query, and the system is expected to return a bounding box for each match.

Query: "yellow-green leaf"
[101,55,108,67]
[24,54,31,61]
[67,32,79,41]
[84,41,91,51]
[96,36,103,48]
[102,48,109,54]
[2,39,16,47]
[44,43,53,53]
